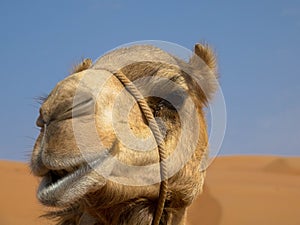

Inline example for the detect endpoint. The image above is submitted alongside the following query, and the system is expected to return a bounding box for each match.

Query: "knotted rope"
[113,70,168,225]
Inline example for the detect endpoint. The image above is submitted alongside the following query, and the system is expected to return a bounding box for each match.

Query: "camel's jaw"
[37,158,107,207]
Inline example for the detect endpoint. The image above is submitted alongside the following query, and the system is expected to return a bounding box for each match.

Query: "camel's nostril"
[36,115,45,128]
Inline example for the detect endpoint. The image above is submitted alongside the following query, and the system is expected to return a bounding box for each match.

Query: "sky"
[0,0,299,161]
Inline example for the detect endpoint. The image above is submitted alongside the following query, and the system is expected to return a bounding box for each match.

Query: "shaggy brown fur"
[31,43,218,225]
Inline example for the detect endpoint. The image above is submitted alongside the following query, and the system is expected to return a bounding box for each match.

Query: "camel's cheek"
[93,76,126,150]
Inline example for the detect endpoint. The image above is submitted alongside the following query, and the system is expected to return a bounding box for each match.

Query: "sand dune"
[1,156,299,225]
[0,161,51,225]
[187,156,300,225]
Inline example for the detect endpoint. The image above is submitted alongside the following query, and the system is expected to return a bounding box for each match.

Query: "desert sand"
[0,156,299,225]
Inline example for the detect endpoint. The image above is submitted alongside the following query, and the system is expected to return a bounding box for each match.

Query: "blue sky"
[0,0,299,161]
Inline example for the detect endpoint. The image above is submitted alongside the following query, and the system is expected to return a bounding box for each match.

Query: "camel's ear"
[193,43,217,75]
[188,43,218,104]
[71,58,92,74]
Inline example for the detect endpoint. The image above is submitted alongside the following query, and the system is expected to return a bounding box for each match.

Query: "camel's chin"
[37,160,107,207]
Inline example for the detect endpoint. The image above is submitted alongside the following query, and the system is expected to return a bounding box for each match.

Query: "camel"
[30,42,218,225]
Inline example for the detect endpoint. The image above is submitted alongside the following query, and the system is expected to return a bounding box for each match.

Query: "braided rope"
[113,71,168,225]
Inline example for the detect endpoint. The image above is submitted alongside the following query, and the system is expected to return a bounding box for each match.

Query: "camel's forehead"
[45,71,85,102]
[47,69,109,96]
[92,45,178,72]
[41,69,123,112]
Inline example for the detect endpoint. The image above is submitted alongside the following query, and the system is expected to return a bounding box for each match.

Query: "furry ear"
[71,58,93,74]
[193,43,217,75]
[187,43,218,105]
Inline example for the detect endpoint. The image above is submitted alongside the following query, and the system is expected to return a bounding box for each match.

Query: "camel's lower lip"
[38,164,88,194]
[36,155,108,206]
[37,151,111,192]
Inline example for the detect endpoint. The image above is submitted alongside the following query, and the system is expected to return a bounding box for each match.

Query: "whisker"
[25,136,36,141]
[29,103,40,109]
[34,94,48,105]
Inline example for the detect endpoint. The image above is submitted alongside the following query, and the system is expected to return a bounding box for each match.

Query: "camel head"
[30,43,218,225]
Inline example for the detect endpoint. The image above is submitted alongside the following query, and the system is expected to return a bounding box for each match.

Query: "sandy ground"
[0,156,299,225]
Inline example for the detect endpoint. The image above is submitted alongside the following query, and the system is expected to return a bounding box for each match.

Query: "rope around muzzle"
[113,70,169,225]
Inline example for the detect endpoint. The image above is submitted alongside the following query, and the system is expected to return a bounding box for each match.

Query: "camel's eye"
[162,91,186,110]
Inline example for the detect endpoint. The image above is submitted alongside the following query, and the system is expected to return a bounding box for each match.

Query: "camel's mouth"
[47,168,77,184]
[37,164,93,206]
[38,165,85,194]
[36,156,108,207]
